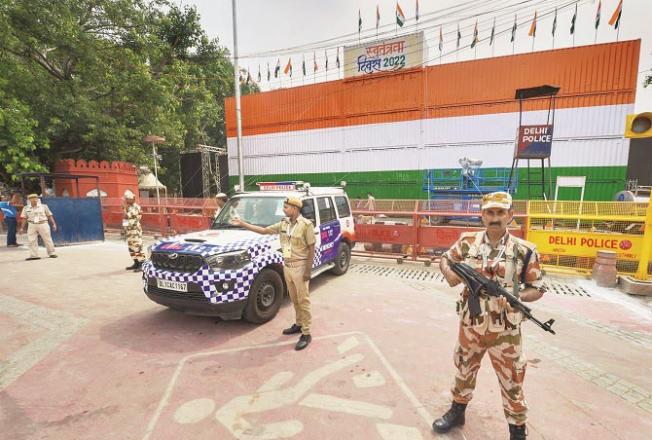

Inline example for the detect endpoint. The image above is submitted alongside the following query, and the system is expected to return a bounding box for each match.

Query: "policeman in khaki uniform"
[434,192,545,440]
[232,197,316,351]
[19,194,58,260]
[123,190,145,271]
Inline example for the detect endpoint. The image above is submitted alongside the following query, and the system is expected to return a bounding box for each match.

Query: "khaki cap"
[481,191,512,210]
[285,197,303,209]
[123,189,136,200]
[215,192,228,199]
[27,193,39,199]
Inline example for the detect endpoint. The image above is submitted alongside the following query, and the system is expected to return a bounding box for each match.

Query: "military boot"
[132,261,143,272]
[509,424,527,440]
[125,260,139,270]
[432,402,466,433]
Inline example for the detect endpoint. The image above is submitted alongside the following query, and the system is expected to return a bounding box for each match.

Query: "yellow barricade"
[526,200,651,276]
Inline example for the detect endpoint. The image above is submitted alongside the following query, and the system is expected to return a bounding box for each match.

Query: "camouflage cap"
[123,189,136,200]
[482,191,512,210]
[284,197,302,209]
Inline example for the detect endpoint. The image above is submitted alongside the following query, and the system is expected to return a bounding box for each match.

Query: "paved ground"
[1,236,651,440]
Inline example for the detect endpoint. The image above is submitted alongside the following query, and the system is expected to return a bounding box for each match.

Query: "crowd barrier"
[101,197,652,278]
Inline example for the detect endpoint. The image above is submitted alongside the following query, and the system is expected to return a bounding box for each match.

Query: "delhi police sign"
[516,124,554,159]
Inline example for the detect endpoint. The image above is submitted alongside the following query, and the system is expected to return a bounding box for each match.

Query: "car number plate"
[156,279,188,292]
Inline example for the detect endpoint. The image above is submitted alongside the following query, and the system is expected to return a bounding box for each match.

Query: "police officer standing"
[123,190,145,271]
[19,194,58,260]
[214,193,228,219]
[232,197,315,351]
[434,192,545,440]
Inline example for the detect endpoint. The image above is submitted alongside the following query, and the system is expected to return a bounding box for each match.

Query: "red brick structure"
[54,159,138,199]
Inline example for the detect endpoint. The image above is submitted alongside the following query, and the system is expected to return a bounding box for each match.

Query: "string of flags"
[241,1,626,84]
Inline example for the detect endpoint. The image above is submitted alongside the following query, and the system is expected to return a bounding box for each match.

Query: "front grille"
[147,282,208,302]
[151,252,205,272]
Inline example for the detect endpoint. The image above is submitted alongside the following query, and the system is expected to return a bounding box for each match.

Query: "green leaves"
[0,0,253,192]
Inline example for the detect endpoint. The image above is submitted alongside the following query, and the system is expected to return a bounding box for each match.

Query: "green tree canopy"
[0,0,258,190]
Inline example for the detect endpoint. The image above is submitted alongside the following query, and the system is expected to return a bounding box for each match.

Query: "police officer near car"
[434,191,546,440]
[19,194,58,260]
[231,197,316,351]
[123,190,145,271]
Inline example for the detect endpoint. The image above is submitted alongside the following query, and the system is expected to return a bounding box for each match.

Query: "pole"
[152,143,160,205]
[232,0,245,192]
[635,191,652,280]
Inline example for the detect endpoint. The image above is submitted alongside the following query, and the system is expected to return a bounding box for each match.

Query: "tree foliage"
[0,0,258,190]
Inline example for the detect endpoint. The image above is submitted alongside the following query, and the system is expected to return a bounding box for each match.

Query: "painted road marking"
[353,370,386,388]
[142,331,439,440]
[299,393,393,419]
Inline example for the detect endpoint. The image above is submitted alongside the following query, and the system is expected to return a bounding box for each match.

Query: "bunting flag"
[528,11,537,37]
[609,0,623,29]
[396,2,405,27]
[438,26,443,52]
[336,49,340,68]
[552,8,557,36]
[595,0,601,29]
[456,23,461,48]
[274,58,280,78]
[325,50,329,70]
[284,58,292,76]
[313,52,318,73]
[490,18,496,45]
[267,62,270,81]
[570,3,577,34]
[511,15,517,42]
[470,21,479,48]
[376,4,380,29]
[257,64,261,82]
[358,9,362,33]
[415,0,419,22]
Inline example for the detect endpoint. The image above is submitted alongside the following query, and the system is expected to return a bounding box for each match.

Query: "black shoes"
[509,424,527,440]
[49,254,58,258]
[25,257,41,261]
[432,402,467,433]
[295,334,311,351]
[126,260,142,271]
[282,324,302,335]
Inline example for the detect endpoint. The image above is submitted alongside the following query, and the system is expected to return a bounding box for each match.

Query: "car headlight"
[207,250,251,270]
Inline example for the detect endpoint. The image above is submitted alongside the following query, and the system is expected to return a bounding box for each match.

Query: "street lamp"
[143,135,165,205]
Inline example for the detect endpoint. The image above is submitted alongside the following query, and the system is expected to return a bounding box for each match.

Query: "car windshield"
[211,196,286,228]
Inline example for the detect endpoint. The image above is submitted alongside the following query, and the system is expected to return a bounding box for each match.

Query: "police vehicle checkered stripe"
[144,236,283,304]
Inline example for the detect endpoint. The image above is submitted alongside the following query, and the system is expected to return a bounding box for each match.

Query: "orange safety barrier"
[350,199,526,262]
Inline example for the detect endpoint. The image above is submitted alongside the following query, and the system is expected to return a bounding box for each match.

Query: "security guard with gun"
[435,191,546,440]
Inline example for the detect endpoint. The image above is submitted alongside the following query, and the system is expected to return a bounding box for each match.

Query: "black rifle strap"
[520,248,533,284]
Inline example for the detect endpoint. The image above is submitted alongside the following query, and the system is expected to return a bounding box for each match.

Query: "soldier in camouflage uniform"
[434,191,545,440]
[123,190,145,271]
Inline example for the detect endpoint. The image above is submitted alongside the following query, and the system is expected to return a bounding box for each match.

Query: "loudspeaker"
[624,112,652,138]
[180,152,203,198]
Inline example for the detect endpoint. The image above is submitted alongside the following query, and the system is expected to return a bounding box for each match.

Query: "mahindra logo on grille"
[168,253,178,260]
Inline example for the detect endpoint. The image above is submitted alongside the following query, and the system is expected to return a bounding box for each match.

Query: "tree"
[0,0,258,192]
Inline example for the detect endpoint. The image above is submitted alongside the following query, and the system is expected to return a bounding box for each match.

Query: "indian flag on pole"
[396,2,405,27]
[609,0,623,29]
[595,0,601,29]
[470,20,479,48]
[528,11,537,37]
[284,58,292,77]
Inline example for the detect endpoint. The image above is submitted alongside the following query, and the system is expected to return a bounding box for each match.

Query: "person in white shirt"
[19,194,58,260]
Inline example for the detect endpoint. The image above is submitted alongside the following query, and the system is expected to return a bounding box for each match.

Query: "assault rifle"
[449,262,556,334]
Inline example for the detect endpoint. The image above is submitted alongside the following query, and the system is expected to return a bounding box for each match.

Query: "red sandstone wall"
[54,159,138,199]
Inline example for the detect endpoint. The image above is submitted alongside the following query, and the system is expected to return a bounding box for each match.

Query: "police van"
[142,182,355,323]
